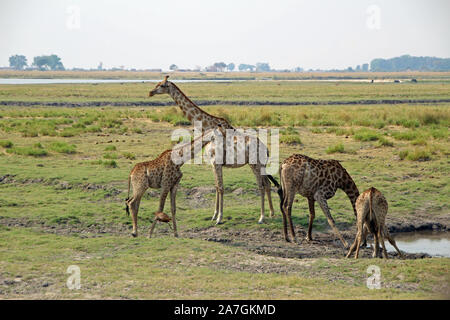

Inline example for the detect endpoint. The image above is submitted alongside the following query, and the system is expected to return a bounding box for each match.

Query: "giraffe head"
[149,75,171,97]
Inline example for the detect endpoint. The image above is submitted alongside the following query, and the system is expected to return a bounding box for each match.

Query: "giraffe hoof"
[257,219,264,224]
[131,232,137,238]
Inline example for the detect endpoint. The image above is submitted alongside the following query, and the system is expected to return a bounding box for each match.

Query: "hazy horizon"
[1,0,449,71]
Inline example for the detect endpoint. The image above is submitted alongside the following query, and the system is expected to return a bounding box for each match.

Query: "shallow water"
[373,231,450,257]
[0,78,400,85]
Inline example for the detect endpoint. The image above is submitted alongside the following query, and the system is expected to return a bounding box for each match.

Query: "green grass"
[48,141,77,154]
[326,143,345,154]
[0,80,449,299]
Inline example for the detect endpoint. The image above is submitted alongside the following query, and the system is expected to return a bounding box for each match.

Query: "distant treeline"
[370,55,450,72]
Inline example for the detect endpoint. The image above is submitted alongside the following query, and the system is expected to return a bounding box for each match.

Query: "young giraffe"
[125,128,219,237]
[149,76,279,224]
[278,154,360,248]
[346,187,404,259]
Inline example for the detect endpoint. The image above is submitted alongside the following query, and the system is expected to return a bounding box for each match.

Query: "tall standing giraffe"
[278,154,360,248]
[149,76,279,224]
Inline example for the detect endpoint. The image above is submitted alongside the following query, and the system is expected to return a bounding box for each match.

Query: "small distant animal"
[411,78,417,83]
[394,80,400,83]
[346,187,404,259]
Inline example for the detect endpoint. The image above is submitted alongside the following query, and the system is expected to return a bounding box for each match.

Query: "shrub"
[280,134,302,145]
[0,140,13,148]
[326,143,345,154]
[103,153,118,159]
[353,129,380,141]
[391,130,423,141]
[48,141,76,154]
[377,137,394,147]
[123,152,136,160]
[399,149,432,161]
[133,128,143,134]
[407,149,432,161]
[103,160,118,168]
[104,145,117,151]
[7,146,48,157]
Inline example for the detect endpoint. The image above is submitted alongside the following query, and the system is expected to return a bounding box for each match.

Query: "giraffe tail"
[277,167,286,216]
[265,174,283,207]
[125,175,131,216]
[369,187,376,227]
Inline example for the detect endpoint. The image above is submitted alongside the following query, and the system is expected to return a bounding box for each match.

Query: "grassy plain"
[0,78,449,299]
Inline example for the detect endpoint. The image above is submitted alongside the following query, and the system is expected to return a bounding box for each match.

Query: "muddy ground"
[1,175,448,261]
[1,213,447,261]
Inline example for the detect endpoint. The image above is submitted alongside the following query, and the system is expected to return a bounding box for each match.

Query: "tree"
[169,64,178,71]
[256,62,270,72]
[362,63,369,72]
[227,63,235,72]
[32,54,64,70]
[370,55,450,72]
[213,62,227,72]
[238,64,255,72]
[294,67,303,72]
[97,62,103,70]
[9,55,27,70]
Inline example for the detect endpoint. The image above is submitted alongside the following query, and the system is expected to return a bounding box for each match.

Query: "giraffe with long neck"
[278,154,360,248]
[149,76,279,224]
[125,128,219,237]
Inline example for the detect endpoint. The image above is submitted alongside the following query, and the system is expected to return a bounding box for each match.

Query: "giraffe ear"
[163,75,169,83]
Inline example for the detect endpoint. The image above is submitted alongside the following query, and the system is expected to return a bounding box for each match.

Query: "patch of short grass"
[353,128,380,141]
[326,143,345,154]
[399,148,432,161]
[104,145,117,151]
[7,146,48,157]
[48,141,77,154]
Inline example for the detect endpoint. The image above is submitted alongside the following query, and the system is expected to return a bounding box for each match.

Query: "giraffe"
[277,154,360,248]
[125,128,219,238]
[149,76,279,224]
[346,187,404,259]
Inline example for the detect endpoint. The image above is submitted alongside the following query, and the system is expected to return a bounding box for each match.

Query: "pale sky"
[1,0,449,70]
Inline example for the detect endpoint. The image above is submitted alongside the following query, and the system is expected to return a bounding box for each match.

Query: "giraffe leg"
[314,192,348,248]
[354,229,363,259]
[348,229,361,258]
[129,195,142,237]
[250,165,266,224]
[212,190,219,222]
[385,231,404,259]
[373,232,380,258]
[306,198,315,242]
[148,219,158,238]
[170,184,179,238]
[379,229,388,259]
[158,187,170,213]
[266,183,275,218]
[213,165,225,225]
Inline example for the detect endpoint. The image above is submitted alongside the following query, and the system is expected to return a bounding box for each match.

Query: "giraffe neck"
[173,130,215,166]
[168,83,234,131]
[339,172,360,216]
